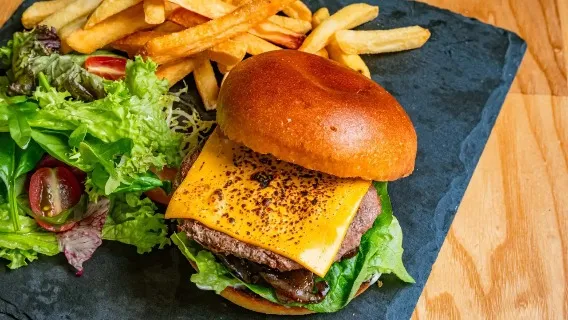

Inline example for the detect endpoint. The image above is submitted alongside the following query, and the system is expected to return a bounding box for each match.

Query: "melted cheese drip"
[166,129,371,276]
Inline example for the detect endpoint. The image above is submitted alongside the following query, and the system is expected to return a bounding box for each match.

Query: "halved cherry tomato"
[84,56,127,80]
[37,155,86,184]
[29,167,82,218]
[145,167,178,205]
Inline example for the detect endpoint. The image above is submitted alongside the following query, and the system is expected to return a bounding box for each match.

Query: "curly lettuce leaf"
[0,248,39,269]
[172,182,413,312]
[26,57,182,197]
[102,193,170,254]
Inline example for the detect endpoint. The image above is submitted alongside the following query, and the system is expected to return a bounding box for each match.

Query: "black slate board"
[0,1,526,319]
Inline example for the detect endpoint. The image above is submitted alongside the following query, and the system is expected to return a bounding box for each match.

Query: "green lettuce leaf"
[171,182,413,312]
[0,203,59,269]
[102,193,170,254]
[172,232,241,293]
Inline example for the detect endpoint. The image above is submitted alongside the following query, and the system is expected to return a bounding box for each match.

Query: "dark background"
[0,0,525,319]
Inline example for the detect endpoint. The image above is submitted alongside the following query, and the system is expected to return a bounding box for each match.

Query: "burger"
[166,50,417,314]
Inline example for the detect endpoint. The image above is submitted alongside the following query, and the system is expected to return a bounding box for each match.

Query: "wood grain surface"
[1,1,567,319]
[412,94,568,319]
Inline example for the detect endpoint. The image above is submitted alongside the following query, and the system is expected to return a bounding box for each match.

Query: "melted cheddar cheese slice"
[166,129,372,276]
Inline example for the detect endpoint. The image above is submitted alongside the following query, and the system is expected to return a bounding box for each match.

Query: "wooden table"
[2,1,567,318]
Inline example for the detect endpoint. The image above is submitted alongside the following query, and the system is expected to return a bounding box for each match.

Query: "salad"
[0,26,213,274]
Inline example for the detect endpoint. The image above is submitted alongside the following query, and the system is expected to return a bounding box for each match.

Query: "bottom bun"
[189,261,371,315]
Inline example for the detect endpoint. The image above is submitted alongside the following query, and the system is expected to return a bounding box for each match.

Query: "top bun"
[217,50,417,181]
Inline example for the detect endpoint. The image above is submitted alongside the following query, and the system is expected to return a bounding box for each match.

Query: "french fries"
[22,0,77,29]
[41,0,102,30]
[268,15,311,34]
[85,0,142,29]
[156,57,198,87]
[311,7,370,78]
[283,1,312,21]
[59,16,87,54]
[299,3,378,53]
[194,59,219,111]
[66,4,154,54]
[169,0,304,49]
[208,39,247,67]
[39,0,428,91]
[234,33,281,55]
[335,27,431,54]
[142,0,296,64]
[228,0,311,34]
[144,0,166,24]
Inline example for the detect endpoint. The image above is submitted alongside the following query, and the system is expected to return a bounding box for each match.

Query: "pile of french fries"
[22,0,431,111]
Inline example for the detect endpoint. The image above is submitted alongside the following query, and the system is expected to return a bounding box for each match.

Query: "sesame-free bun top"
[217,50,417,181]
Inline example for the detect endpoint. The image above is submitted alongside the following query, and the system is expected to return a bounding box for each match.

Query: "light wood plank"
[421,0,568,96]
[413,93,568,319]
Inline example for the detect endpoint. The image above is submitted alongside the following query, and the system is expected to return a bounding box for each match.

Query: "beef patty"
[179,187,380,271]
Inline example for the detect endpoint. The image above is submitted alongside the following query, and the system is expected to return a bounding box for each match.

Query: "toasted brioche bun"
[188,261,370,315]
[217,50,417,181]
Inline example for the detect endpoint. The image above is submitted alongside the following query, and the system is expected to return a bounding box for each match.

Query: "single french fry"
[311,8,370,78]
[144,0,166,24]
[234,33,281,55]
[207,39,247,67]
[59,16,88,54]
[169,0,304,49]
[66,4,154,54]
[328,40,370,78]
[156,57,198,87]
[217,63,231,74]
[194,59,219,111]
[58,15,87,39]
[111,30,169,56]
[142,0,297,64]
[315,48,328,58]
[22,0,77,29]
[249,22,304,49]
[267,15,311,34]
[299,3,378,53]
[153,21,184,32]
[311,7,329,29]
[335,27,431,54]
[41,0,102,30]
[282,1,312,21]
[85,0,142,29]
[167,8,209,27]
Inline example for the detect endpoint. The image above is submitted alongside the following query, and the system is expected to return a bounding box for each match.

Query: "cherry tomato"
[145,167,178,205]
[84,56,127,80]
[37,155,86,184]
[29,167,82,218]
